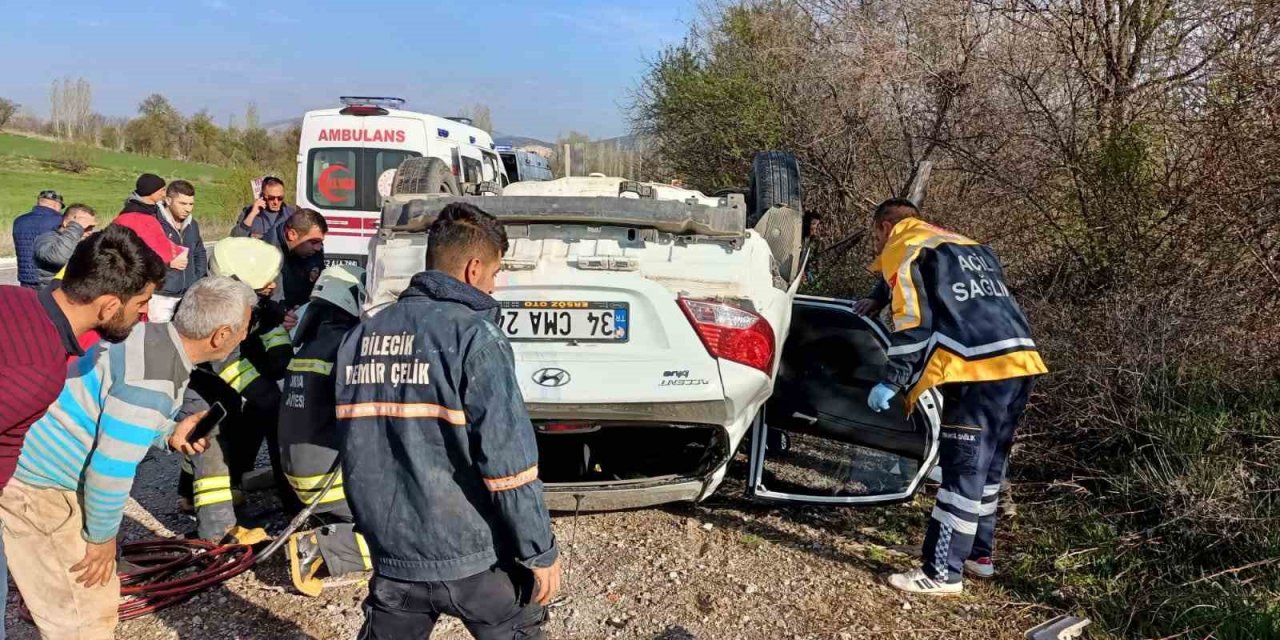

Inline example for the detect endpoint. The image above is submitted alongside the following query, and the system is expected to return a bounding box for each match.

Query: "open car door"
[748,295,942,505]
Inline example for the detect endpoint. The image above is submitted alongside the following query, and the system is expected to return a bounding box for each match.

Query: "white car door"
[747,295,942,505]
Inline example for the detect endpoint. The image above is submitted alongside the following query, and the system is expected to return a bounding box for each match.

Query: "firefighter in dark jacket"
[177,237,299,542]
[271,208,328,321]
[336,203,560,639]
[279,264,370,597]
[862,199,1048,595]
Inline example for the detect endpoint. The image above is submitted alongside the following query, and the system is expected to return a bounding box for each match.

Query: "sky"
[0,0,694,141]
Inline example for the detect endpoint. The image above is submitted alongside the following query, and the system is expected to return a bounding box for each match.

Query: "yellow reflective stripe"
[194,475,231,493]
[356,533,372,570]
[194,489,235,508]
[287,358,334,375]
[261,326,291,350]
[219,359,261,393]
[286,471,343,491]
[287,472,347,504]
[872,218,978,332]
[906,349,1047,408]
[293,484,346,504]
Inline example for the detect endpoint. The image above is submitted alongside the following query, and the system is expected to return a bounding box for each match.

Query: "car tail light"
[677,297,775,374]
[538,422,599,434]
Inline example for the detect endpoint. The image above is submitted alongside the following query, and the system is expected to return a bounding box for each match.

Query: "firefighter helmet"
[209,237,282,290]
[310,264,367,317]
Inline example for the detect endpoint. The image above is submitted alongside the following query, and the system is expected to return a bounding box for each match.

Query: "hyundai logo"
[532,367,571,388]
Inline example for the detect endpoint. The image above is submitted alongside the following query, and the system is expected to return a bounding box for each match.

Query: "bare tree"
[462,103,494,132]
[0,97,17,130]
[49,77,92,141]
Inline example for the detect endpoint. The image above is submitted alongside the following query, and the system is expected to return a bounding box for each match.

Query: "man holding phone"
[231,176,294,248]
[0,276,258,638]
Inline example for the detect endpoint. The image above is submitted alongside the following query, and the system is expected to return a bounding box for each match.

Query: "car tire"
[748,151,802,228]
[392,157,459,196]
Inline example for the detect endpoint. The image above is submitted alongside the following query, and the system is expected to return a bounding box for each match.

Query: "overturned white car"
[366,152,941,511]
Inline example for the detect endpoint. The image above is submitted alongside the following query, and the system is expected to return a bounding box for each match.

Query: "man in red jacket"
[0,225,166,637]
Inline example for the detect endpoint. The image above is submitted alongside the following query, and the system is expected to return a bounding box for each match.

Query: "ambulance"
[296,96,506,266]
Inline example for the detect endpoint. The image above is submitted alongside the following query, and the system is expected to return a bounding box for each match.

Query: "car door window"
[481,152,499,182]
[747,296,942,506]
[462,157,483,184]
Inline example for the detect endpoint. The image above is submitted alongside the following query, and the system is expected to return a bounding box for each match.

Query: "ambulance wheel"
[747,151,802,228]
[392,157,459,196]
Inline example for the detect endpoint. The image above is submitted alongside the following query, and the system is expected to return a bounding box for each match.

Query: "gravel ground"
[3,450,1054,639]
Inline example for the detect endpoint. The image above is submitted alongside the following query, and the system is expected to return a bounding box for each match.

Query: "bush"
[52,143,92,173]
[634,2,1280,637]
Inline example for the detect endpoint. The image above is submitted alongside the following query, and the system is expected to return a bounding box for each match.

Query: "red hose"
[118,539,256,619]
[18,538,257,622]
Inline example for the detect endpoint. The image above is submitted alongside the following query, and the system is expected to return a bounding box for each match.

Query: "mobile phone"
[188,402,228,444]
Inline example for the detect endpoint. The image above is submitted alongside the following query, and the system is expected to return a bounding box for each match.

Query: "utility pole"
[563,143,571,177]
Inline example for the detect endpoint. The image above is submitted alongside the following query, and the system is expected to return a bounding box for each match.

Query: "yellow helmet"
[209,237,282,290]
[311,265,367,317]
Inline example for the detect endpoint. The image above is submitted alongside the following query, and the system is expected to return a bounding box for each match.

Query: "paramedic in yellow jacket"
[864,198,1047,595]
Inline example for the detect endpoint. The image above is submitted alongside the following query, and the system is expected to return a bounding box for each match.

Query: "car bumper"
[544,478,707,512]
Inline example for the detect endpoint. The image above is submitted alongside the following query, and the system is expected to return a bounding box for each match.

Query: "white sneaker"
[887,569,963,595]
[965,557,996,579]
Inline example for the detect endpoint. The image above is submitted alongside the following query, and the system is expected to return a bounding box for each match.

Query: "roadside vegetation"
[0,84,302,256]
[631,1,1280,638]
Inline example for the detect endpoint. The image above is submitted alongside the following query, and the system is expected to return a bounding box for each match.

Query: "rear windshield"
[307,148,420,210]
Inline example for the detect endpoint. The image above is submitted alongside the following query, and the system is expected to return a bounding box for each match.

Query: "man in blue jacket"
[336,202,560,639]
[230,176,293,248]
[11,190,64,288]
[151,180,208,322]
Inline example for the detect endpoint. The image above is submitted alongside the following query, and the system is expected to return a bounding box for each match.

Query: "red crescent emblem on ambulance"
[318,164,355,203]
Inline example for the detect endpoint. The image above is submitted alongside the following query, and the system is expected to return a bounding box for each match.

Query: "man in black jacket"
[151,180,208,322]
[336,202,559,639]
[273,208,327,318]
[121,173,167,217]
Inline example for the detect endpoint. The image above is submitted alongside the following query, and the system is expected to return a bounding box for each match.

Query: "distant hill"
[595,134,641,151]
[493,134,556,149]
[496,133,643,151]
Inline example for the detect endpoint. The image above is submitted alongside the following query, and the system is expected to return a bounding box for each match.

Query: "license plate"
[498,301,629,342]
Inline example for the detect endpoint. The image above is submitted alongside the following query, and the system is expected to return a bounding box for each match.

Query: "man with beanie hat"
[122,173,167,216]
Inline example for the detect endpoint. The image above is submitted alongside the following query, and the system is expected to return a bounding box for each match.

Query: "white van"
[296,97,506,266]
[496,146,554,183]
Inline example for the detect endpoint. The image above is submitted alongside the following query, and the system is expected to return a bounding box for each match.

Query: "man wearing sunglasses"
[232,176,294,249]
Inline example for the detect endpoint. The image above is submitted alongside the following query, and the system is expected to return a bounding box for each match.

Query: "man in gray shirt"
[32,204,97,287]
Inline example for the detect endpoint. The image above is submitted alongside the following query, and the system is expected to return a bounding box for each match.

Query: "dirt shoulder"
[4,453,1048,639]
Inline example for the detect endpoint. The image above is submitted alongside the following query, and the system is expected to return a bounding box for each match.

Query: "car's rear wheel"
[748,151,802,228]
[392,157,458,196]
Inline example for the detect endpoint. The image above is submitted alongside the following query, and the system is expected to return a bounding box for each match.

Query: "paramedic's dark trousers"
[357,566,548,640]
[922,377,1035,583]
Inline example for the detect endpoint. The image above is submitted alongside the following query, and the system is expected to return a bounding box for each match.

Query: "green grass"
[0,132,249,256]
